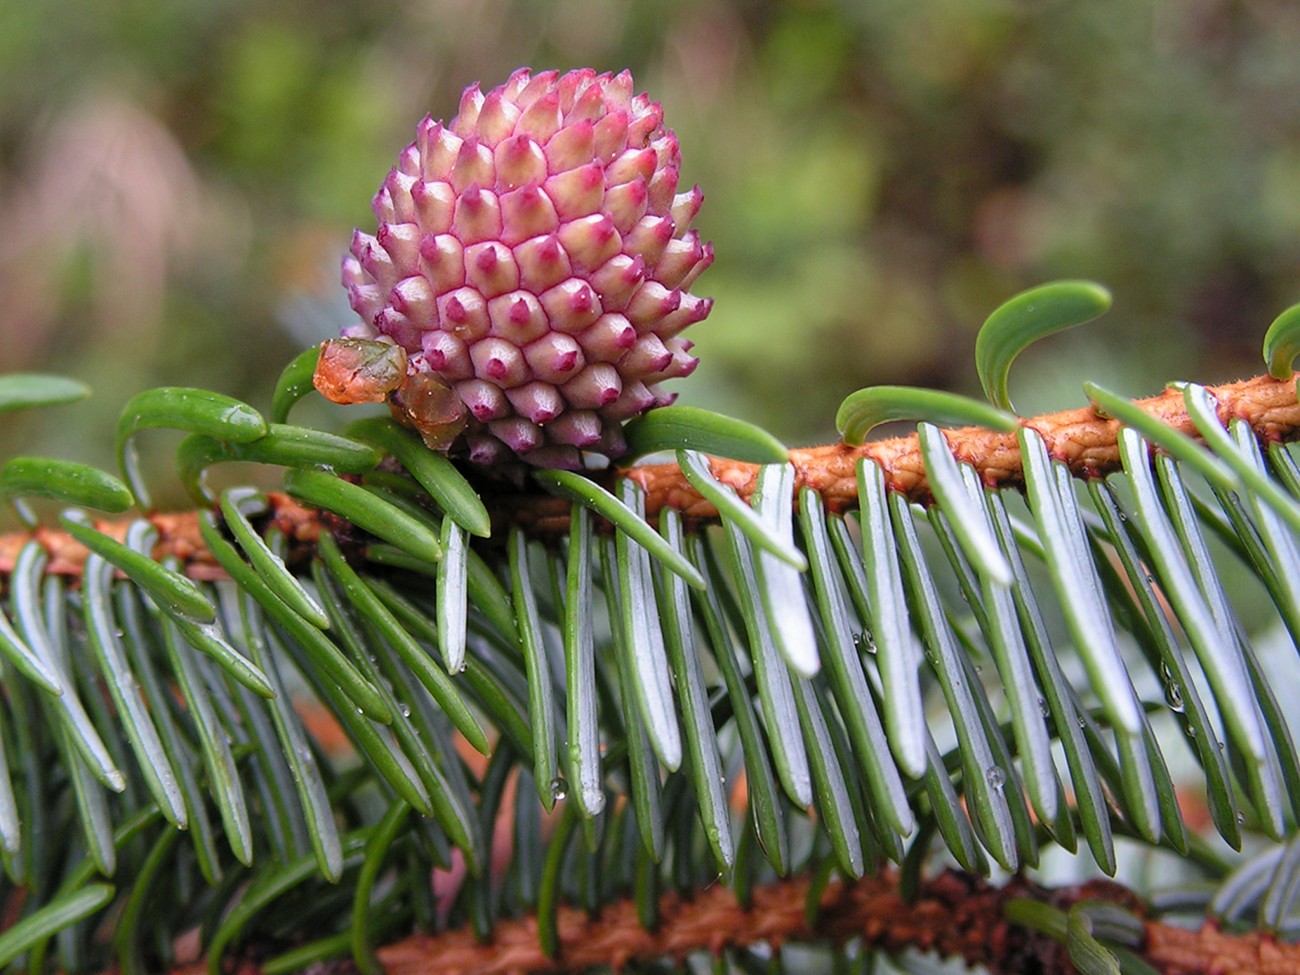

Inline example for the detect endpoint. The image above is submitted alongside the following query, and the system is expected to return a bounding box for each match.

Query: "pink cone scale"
[340,67,713,468]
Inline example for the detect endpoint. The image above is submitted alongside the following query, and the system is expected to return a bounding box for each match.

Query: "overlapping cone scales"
[342,67,712,467]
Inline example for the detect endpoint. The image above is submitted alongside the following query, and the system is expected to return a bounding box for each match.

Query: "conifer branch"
[163,869,1300,975]
[3,371,1297,576]
[0,494,326,580]
[627,370,1300,523]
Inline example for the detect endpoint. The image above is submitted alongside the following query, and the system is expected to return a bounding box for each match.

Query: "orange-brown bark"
[628,370,1300,522]
[166,868,1300,975]
[0,492,325,581]
[5,372,1299,576]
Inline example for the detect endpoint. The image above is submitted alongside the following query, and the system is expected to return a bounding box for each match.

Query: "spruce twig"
[5,371,1297,574]
[157,869,1300,975]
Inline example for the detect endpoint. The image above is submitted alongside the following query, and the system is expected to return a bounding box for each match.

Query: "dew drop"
[1236,811,1246,826]
[1037,697,1049,717]
[853,630,876,655]
[399,702,412,718]
[985,766,1005,792]
[1164,681,1185,714]
[549,777,568,801]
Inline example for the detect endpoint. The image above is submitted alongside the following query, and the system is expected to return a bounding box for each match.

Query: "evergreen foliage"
[2,285,1300,973]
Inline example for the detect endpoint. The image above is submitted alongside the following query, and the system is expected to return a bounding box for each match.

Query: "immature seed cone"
[337,67,713,469]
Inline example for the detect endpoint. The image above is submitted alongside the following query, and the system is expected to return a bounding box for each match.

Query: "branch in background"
[4,372,1298,576]
[167,868,1300,975]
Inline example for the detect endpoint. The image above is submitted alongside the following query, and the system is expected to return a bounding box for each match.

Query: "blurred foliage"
[3,0,1300,505]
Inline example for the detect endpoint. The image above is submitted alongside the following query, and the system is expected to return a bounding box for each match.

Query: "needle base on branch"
[2,372,1298,575]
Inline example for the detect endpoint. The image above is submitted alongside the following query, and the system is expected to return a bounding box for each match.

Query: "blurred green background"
[4,0,1300,509]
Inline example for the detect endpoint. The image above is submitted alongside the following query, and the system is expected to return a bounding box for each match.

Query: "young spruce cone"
[326,67,713,469]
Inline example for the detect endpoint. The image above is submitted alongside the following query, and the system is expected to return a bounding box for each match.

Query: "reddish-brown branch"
[4,372,1299,577]
[625,370,1300,524]
[0,492,328,582]
[172,868,1300,975]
